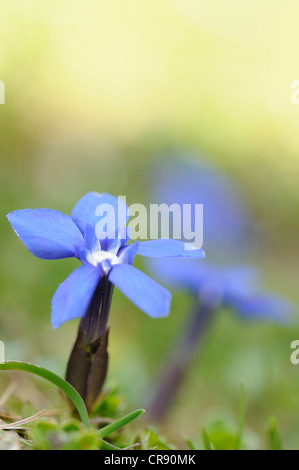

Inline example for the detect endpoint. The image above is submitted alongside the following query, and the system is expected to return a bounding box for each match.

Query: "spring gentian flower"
[148,154,293,322]
[150,154,255,260]
[7,192,204,329]
[146,155,294,420]
[148,258,294,323]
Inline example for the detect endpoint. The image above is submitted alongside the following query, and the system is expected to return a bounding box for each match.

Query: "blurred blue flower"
[148,154,293,322]
[7,192,204,328]
[150,154,256,260]
[148,258,293,323]
[146,155,294,421]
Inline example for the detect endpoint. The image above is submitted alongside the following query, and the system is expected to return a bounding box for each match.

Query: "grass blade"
[267,416,283,450]
[0,410,47,430]
[0,361,90,429]
[185,436,197,450]
[235,383,246,450]
[98,439,122,450]
[201,428,214,450]
[96,409,144,439]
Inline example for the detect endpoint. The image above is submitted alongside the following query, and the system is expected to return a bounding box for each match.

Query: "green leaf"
[96,409,145,439]
[235,383,246,450]
[146,428,176,450]
[98,439,122,450]
[185,436,197,450]
[201,428,214,450]
[267,416,283,450]
[0,361,90,429]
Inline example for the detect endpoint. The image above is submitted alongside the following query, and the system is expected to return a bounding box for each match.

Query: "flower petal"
[147,258,212,294]
[151,156,254,258]
[109,264,171,318]
[7,209,85,260]
[228,293,294,323]
[117,242,139,265]
[51,264,103,328]
[137,239,205,258]
[72,192,129,250]
[72,192,103,233]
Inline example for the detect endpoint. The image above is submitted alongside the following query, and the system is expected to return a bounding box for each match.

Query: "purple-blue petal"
[109,264,171,318]
[137,239,205,259]
[72,192,129,250]
[51,264,103,328]
[118,242,139,265]
[106,226,131,255]
[227,293,294,323]
[7,209,85,260]
[146,258,207,293]
[71,192,103,234]
[150,156,255,258]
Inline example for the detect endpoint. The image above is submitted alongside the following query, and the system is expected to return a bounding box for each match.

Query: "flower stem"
[80,276,114,345]
[66,276,114,413]
[147,301,214,422]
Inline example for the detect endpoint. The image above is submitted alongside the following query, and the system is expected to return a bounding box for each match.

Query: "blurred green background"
[0,0,298,449]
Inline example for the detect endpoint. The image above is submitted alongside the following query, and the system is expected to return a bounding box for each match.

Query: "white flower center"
[87,250,121,273]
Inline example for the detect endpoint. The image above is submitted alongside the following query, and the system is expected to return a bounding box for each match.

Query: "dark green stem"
[66,276,114,413]
[80,276,114,344]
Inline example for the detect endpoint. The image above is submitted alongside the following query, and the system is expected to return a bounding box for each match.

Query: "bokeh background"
[0,0,298,449]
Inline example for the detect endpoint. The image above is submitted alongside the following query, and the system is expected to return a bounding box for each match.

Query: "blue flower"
[149,154,256,259]
[7,192,205,329]
[148,155,294,323]
[148,258,293,323]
